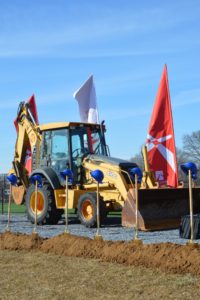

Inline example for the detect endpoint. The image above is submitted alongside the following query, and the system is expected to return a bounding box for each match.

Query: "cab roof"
[38,122,102,131]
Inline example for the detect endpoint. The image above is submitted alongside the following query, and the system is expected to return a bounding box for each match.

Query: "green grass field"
[0,203,122,216]
[1,203,26,214]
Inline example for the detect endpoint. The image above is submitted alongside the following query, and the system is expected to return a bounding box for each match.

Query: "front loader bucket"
[122,188,200,231]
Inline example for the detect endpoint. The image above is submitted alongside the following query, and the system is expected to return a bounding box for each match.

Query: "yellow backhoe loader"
[9,101,200,230]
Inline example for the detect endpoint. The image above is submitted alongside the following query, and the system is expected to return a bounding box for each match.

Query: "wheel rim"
[30,191,45,215]
[82,200,94,221]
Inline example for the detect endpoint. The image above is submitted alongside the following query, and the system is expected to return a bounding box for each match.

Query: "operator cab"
[40,122,108,184]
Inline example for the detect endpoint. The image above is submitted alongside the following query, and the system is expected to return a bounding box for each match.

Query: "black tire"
[25,182,63,225]
[77,192,106,227]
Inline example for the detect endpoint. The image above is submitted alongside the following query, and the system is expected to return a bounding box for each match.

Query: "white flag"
[73,75,99,123]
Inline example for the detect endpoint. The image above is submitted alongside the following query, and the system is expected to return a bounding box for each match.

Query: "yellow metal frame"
[11,102,161,219]
[54,189,86,209]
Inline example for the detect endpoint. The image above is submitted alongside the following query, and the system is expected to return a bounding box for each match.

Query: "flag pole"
[165,64,178,184]
[90,75,108,155]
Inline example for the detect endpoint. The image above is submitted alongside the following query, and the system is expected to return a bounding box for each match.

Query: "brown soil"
[0,231,43,250]
[1,231,200,276]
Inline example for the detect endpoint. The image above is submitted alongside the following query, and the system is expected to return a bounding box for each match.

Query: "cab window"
[51,129,69,174]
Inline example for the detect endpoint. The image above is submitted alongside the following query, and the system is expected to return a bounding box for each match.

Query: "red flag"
[14,94,39,130]
[14,94,39,174]
[146,65,178,187]
[27,94,39,124]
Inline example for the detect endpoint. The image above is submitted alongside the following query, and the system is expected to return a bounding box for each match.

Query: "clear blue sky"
[1,0,200,172]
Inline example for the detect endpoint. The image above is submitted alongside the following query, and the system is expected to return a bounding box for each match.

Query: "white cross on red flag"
[146,65,178,187]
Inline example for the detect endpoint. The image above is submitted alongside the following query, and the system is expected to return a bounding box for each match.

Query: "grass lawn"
[0,204,81,214]
[0,250,199,300]
[0,203,122,217]
[1,203,26,213]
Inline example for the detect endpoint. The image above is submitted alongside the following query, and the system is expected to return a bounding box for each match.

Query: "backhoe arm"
[10,102,42,204]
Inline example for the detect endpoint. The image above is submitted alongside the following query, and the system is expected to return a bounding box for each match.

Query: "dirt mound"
[41,234,200,275]
[0,231,43,250]
[1,231,200,276]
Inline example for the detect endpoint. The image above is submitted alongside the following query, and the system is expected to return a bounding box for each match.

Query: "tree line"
[130,130,200,184]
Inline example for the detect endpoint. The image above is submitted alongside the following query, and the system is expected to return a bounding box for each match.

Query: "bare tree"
[176,148,190,184]
[130,147,144,170]
[176,147,190,167]
[182,131,200,165]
